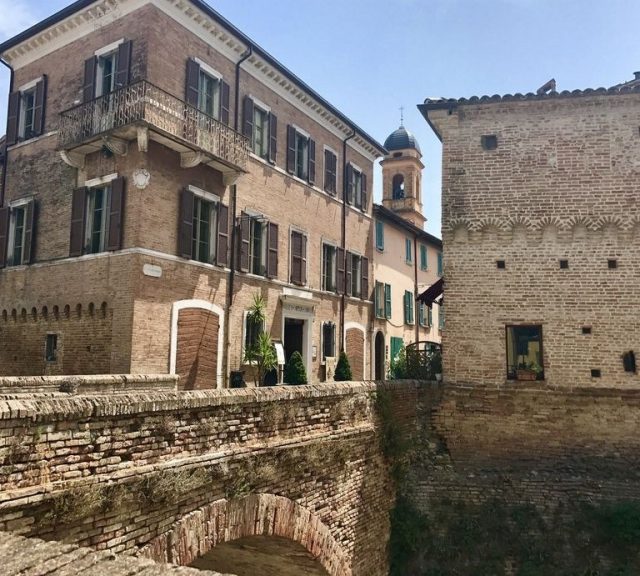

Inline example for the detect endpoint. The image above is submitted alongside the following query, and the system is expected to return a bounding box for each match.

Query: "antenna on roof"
[400,105,404,127]
[536,78,556,95]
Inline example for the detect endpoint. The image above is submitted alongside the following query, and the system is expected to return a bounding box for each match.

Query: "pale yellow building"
[371,126,442,379]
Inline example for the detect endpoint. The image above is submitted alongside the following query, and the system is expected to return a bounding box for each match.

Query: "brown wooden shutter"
[83,57,97,103]
[290,230,301,285]
[362,172,368,211]
[242,96,254,139]
[178,188,194,259]
[106,177,125,251]
[239,211,250,272]
[185,59,200,107]
[336,247,345,294]
[286,125,296,174]
[220,80,230,125]
[324,149,331,192]
[269,113,278,163]
[267,221,279,278]
[0,207,9,268]
[69,187,87,257]
[115,40,132,89]
[21,200,35,265]
[216,203,229,267]
[361,256,369,301]
[308,139,316,185]
[6,91,20,146]
[301,233,307,285]
[345,252,353,296]
[345,163,354,204]
[32,77,47,137]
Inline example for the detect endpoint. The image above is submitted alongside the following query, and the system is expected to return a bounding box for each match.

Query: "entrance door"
[375,332,385,381]
[284,318,305,363]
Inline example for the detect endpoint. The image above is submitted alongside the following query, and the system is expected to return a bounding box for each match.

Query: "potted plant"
[516,361,538,381]
[242,293,277,386]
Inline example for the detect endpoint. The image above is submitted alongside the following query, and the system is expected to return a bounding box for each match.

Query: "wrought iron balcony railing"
[58,81,249,171]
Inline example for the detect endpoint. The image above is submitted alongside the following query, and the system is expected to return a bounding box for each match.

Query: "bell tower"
[381,123,426,228]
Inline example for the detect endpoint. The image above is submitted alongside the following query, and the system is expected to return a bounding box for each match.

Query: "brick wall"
[346,328,365,380]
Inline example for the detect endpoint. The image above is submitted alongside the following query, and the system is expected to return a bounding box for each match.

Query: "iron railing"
[58,81,250,170]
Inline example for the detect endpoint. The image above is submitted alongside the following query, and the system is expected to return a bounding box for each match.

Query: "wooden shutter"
[242,96,254,139]
[384,284,392,319]
[239,211,250,272]
[362,172,368,211]
[185,59,200,107]
[115,40,132,88]
[69,187,87,257]
[32,77,47,137]
[0,207,9,268]
[21,200,35,265]
[345,163,354,204]
[286,125,296,174]
[6,91,20,146]
[178,188,194,259]
[267,221,279,278]
[216,203,229,267]
[345,252,353,296]
[83,57,97,103]
[220,80,230,125]
[290,230,301,285]
[269,113,278,163]
[301,234,307,285]
[106,177,125,251]
[308,138,316,185]
[361,256,369,300]
[403,292,409,324]
[324,149,331,193]
[336,247,345,294]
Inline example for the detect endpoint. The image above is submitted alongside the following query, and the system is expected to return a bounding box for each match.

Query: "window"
[1,200,35,268]
[497,260,506,269]
[85,186,109,254]
[198,69,221,118]
[420,244,427,271]
[243,96,277,162]
[346,163,368,211]
[8,206,25,266]
[287,126,316,184]
[322,322,336,360]
[252,105,269,158]
[375,282,385,318]
[185,59,229,124]
[350,254,362,298]
[96,51,117,97]
[405,238,413,264]
[427,306,433,327]
[290,230,307,286]
[192,196,218,264]
[438,304,445,330]
[559,259,569,269]
[244,312,264,354]
[6,77,47,145]
[608,259,618,269]
[250,219,268,276]
[375,220,384,251]
[390,336,404,364]
[437,252,443,276]
[506,325,544,381]
[403,290,414,325]
[419,302,428,327]
[324,149,337,194]
[45,334,58,362]
[322,243,337,292]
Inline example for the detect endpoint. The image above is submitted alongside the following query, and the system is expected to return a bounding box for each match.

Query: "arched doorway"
[375,332,385,381]
[191,535,329,576]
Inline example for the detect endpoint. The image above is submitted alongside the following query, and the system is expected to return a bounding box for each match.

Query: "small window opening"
[481,135,498,150]
[392,174,405,199]
[45,334,58,362]
[591,369,601,378]
[582,327,592,335]
[496,260,506,269]
[393,152,402,158]
[559,259,569,269]
[608,259,618,269]
[623,351,637,374]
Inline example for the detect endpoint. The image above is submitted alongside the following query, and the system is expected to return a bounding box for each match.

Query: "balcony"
[58,81,250,182]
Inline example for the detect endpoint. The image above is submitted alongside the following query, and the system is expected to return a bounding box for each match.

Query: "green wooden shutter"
[428,306,433,327]
[405,238,412,263]
[420,245,427,270]
[403,291,409,324]
[409,294,414,324]
[419,303,425,327]
[375,220,384,251]
[439,304,445,329]
[384,284,392,319]
[437,252,443,276]
[390,337,403,363]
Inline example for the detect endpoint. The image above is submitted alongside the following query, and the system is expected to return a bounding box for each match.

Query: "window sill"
[7,130,57,151]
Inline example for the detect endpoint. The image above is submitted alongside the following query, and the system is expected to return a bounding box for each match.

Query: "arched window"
[392,174,405,199]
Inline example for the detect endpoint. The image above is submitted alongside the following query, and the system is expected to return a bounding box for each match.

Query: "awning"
[417,278,444,307]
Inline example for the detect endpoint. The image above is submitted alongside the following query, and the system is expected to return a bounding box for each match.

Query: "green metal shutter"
[384,284,392,319]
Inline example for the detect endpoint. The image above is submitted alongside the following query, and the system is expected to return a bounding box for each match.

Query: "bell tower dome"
[381,124,426,228]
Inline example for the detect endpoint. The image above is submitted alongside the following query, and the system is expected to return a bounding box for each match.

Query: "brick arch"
[170,300,224,389]
[138,493,351,576]
[345,322,366,380]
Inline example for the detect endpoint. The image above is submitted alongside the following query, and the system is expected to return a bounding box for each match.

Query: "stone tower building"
[380,125,426,228]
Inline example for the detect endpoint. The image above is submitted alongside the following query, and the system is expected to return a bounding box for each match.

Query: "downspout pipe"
[223,46,252,387]
[0,56,14,207]
[340,129,356,352]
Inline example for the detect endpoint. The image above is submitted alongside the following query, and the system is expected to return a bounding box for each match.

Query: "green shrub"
[284,351,307,385]
[334,351,352,381]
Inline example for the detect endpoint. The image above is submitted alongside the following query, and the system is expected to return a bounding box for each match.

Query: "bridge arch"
[138,493,352,576]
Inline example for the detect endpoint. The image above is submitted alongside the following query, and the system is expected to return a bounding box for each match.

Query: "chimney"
[634,71,640,81]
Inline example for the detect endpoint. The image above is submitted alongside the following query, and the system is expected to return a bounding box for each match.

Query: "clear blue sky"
[1,0,639,235]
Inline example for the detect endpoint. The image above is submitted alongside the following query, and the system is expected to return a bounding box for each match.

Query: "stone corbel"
[136,127,149,153]
[180,151,204,169]
[101,135,128,156]
[223,170,244,187]
[59,150,85,169]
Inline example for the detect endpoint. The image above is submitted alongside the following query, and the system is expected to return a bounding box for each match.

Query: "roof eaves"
[373,204,442,247]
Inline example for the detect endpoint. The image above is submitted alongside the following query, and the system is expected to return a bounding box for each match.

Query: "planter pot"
[516,369,537,381]
[435,373,442,382]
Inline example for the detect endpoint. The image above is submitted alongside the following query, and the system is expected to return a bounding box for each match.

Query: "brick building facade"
[0,0,385,386]
[419,81,640,387]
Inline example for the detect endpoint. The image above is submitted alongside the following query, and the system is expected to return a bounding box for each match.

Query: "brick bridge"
[0,377,420,576]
